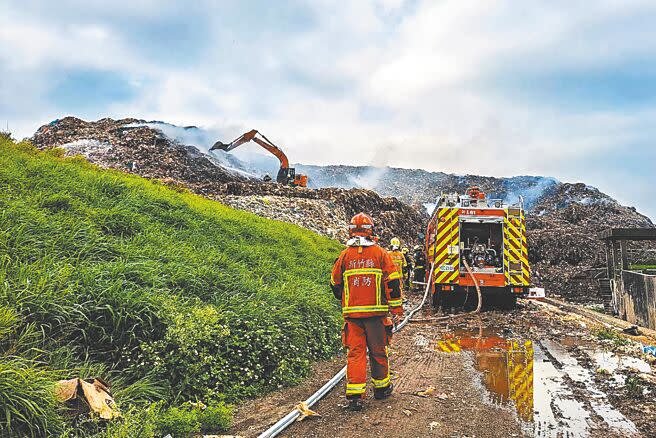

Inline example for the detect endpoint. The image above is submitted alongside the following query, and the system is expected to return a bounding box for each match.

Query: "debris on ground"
[295,402,320,421]
[415,386,435,397]
[55,377,118,420]
[624,325,642,336]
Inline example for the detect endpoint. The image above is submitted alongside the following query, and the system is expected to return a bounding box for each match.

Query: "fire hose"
[258,263,436,438]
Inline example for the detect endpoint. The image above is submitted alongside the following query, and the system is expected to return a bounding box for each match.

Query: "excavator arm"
[210,129,306,187]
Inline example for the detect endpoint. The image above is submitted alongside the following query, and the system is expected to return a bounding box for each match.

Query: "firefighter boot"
[374,383,394,400]
[347,397,363,411]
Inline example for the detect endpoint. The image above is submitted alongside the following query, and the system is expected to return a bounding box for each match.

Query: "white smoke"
[423,202,437,215]
[348,143,395,189]
[123,121,279,177]
[350,166,387,189]
[503,176,560,209]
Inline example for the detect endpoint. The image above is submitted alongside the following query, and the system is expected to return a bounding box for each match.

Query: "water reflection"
[436,327,534,422]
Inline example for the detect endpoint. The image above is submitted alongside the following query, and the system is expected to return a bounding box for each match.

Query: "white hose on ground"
[462,258,482,314]
[257,263,436,438]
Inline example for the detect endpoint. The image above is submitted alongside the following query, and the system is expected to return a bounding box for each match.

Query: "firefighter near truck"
[425,187,531,309]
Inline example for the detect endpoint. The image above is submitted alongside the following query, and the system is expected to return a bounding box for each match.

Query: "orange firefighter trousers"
[343,316,392,398]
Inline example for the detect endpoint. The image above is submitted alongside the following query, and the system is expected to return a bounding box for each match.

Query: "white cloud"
[1,0,655,218]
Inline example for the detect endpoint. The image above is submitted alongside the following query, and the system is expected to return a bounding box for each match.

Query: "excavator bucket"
[209,140,230,151]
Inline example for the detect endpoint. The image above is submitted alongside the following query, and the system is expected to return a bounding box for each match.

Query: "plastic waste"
[641,346,656,357]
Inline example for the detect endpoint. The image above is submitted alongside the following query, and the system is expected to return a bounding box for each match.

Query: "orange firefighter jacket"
[331,242,403,318]
[389,250,408,279]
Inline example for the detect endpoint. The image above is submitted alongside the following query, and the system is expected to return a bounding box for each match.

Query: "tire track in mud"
[537,339,641,438]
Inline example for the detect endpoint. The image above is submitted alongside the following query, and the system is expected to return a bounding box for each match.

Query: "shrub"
[625,372,646,399]
[594,328,629,347]
[155,405,201,437]
[198,403,232,432]
[63,406,159,438]
[151,402,231,437]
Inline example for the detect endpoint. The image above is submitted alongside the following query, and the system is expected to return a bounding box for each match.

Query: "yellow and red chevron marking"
[504,211,529,286]
[435,339,462,353]
[433,207,460,284]
[507,340,534,422]
[520,215,530,285]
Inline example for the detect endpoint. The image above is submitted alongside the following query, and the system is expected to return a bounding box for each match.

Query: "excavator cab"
[277,167,307,187]
[287,170,308,187]
[210,130,308,188]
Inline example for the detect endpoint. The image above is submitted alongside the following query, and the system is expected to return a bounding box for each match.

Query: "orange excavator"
[210,129,308,187]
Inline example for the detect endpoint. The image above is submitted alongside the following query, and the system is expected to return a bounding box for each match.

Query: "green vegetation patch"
[629,264,656,271]
[594,328,630,347]
[0,138,343,436]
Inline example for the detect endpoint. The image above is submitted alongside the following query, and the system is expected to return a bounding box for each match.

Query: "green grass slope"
[0,137,343,437]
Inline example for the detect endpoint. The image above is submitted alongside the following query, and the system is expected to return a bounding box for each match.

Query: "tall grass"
[0,138,343,436]
[0,357,64,436]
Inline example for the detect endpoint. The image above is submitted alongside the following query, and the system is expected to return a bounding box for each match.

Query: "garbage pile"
[527,183,654,302]
[216,183,426,245]
[217,194,350,240]
[296,164,560,209]
[301,164,656,302]
[31,118,426,247]
[31,117,247,186]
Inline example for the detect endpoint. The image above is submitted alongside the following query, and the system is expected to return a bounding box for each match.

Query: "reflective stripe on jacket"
[389,250,407,275]
[331,244,401,318]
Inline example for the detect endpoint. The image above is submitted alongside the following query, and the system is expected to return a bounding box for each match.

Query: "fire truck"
[425,187,531,309]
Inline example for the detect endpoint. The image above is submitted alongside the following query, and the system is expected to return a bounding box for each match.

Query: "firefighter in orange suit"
[331,213,404,411]
[388,237,408,301]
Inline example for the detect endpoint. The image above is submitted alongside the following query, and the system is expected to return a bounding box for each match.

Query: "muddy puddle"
[435,327,535,422]
[435,326,642,437]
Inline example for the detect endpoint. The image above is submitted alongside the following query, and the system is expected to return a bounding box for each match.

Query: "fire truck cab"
[425,187,530,309]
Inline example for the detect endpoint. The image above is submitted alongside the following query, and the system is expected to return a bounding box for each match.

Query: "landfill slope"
[31,117,427,246]
[528,183,654,300]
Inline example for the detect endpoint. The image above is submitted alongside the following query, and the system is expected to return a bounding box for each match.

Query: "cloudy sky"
[2,1,655,218]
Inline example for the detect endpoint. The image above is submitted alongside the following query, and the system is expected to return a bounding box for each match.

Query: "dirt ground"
[228,299,656,438]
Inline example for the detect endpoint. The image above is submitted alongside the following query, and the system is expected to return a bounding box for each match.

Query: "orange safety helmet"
[467,186,486,200]
[349,213,375,237]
